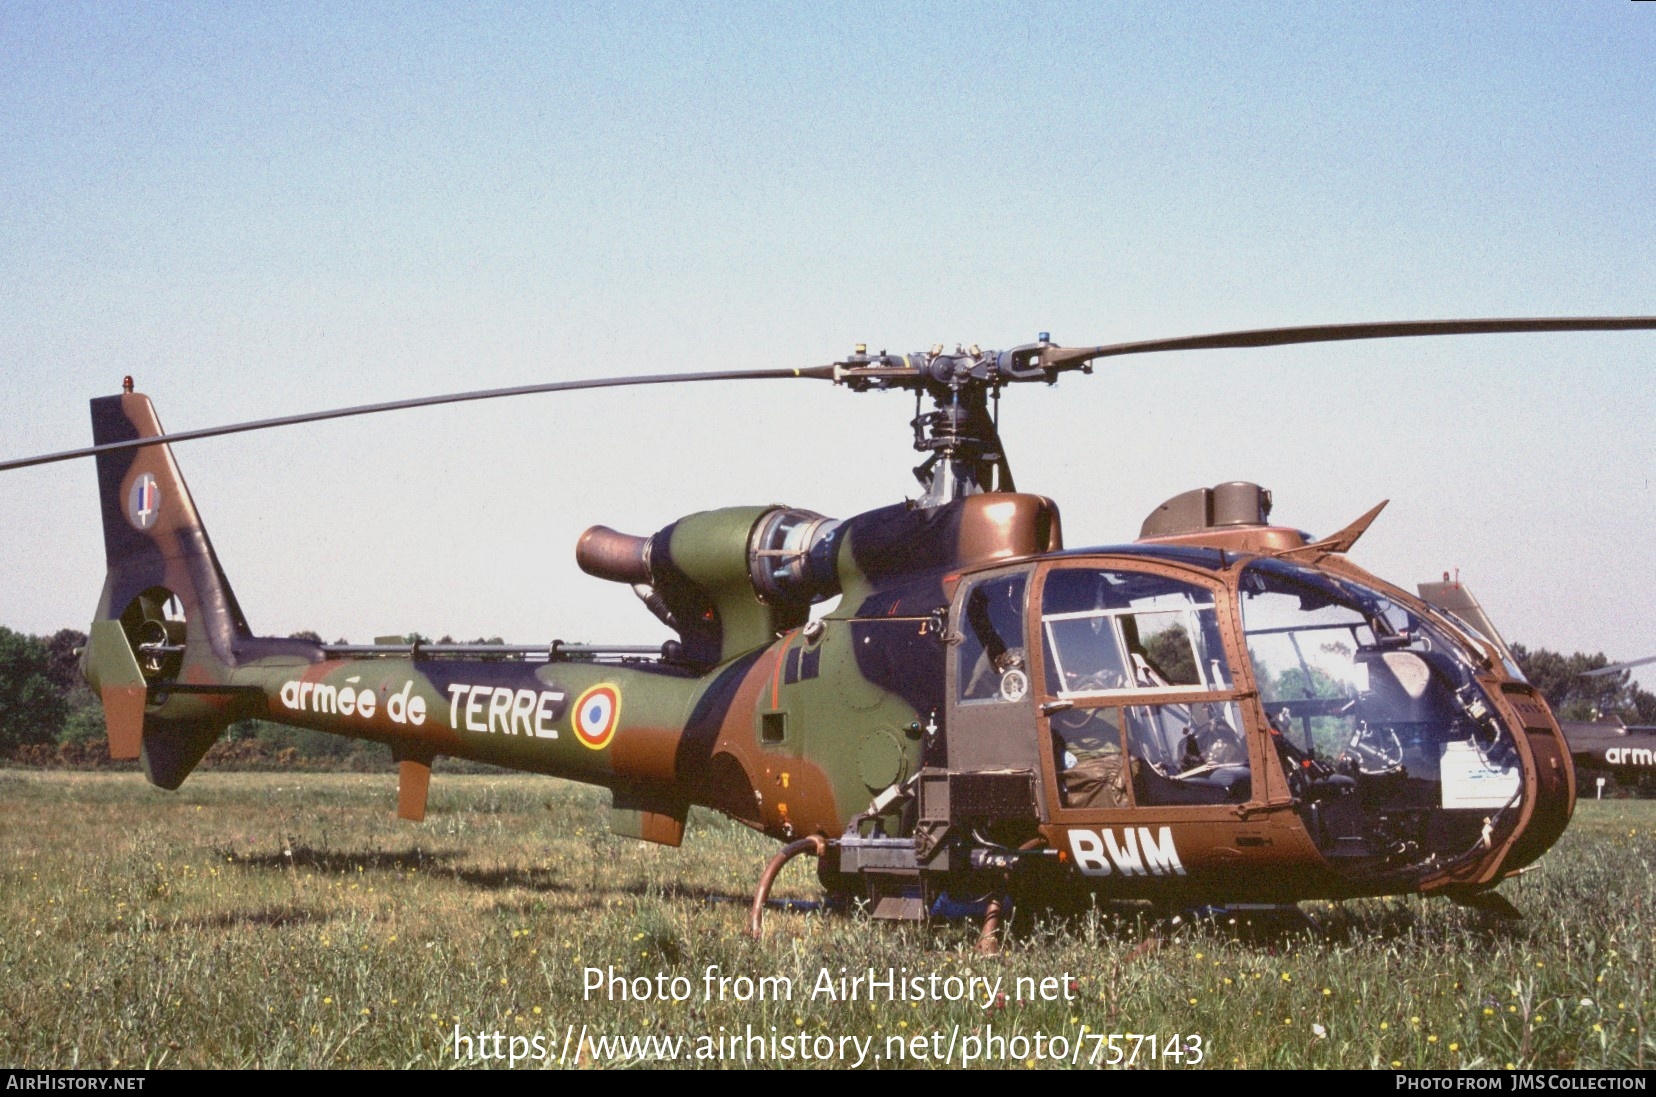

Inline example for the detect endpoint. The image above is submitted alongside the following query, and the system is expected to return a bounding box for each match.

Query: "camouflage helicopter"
[1560,655,1656,793]
[7,316,1656,942]
[1559,718,1656,794]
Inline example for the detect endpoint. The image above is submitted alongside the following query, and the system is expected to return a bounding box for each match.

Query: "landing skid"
[1169,902,1323,935]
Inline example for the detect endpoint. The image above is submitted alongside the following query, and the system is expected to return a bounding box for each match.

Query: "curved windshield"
[1239,559,1520,875]
[1430,604,1528,684]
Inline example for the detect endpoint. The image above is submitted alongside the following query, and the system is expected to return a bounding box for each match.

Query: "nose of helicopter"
[1471,685,1574,884]
[1234,556,1572,896]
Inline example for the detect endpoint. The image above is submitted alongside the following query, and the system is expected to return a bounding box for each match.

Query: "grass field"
[1,769,1650,1069]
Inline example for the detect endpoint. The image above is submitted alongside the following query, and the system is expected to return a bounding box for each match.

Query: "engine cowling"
[578,506,841,666]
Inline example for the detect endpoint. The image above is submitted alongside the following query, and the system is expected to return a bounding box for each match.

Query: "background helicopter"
[1558,718,1656,795]
[1561,655,1656,794]
[5,316,1655,939]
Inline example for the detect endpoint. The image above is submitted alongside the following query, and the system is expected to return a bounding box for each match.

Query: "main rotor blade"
[1042,317,1656,371]
[1582,654,1656,678]
[0,365,837,472]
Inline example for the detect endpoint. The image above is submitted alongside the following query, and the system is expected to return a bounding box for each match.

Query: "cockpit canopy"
[948,551,1526,885]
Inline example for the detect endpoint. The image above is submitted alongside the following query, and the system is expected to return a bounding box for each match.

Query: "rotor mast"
[833,337,1056,507]
[911,381,1001,505]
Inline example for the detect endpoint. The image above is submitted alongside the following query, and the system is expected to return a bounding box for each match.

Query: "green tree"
[42,627,107,745]
[1142,623,1197,686]
[43,628,92,703]
[0,627,69,749]
[1511,643,1655,722]
[59,704,108,745]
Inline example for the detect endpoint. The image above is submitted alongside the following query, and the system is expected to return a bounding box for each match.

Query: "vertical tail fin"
[83,389,251,788]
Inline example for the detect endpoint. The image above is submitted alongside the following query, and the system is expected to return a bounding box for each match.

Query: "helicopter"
[1557,718,1656,794]
[6,315,1655,943]
[1567,657,1656,790]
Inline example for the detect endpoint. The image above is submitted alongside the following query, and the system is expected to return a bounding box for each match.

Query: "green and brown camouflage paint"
[81,388,1572,909]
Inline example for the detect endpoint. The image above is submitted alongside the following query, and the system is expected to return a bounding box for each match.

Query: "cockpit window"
[957,572,1030,704]
[1041,569,1232,696]
[1238,558,1521,871]
[1431,605,1527,683]
[1238,560,1489,759]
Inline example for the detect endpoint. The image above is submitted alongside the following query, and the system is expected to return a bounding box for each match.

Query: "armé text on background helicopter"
[7,316,1654,936]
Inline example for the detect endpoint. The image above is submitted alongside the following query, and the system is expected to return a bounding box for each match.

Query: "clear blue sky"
[3,3,1653,682]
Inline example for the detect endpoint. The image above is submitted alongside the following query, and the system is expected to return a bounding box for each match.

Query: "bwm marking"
[573,684,621,750]
[1066,826,1187,877]
[127,473,160,530]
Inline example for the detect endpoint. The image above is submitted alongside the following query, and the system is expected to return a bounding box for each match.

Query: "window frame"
[1030,556,1260,821]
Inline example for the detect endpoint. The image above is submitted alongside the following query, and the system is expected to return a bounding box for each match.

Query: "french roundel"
[572,684,621,750]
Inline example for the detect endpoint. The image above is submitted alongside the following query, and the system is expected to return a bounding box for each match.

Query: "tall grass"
[1,769,1649,1069]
